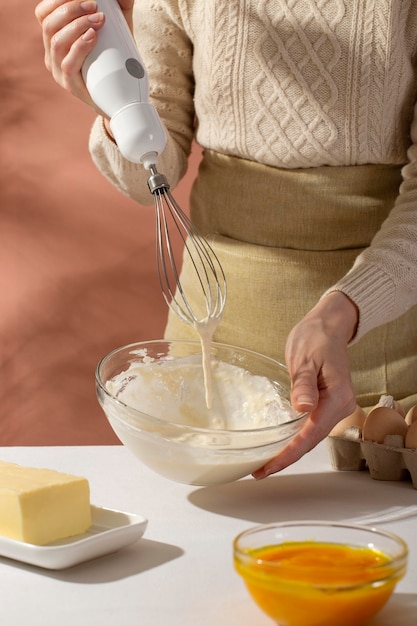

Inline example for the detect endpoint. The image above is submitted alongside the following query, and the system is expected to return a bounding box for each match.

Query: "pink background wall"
[1,2,201,445]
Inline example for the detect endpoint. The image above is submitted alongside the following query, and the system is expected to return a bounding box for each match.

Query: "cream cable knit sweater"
[89,0,417,342]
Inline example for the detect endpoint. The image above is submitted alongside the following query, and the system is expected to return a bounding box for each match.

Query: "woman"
[35,0,417,476]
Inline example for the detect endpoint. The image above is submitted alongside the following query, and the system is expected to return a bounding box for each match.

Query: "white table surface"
[0,442,416,626]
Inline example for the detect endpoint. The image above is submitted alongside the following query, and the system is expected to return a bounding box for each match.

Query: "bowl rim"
[233,519,409,584]
[95,339,309,436]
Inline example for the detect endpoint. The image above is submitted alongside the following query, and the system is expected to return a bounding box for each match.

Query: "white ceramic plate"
[0,505,148,570]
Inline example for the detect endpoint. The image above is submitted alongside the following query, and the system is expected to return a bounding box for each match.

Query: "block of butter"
[0,461,91,545]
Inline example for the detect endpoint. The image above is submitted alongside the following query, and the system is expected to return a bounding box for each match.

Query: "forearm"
[325,192,417,343]
[325,105,417,341]
[89,116,189,205]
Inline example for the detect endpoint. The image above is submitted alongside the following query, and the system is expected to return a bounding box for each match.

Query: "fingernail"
[80,1,97,11]
[82,27,96,41]
[253,467,274,480]
[87,11,104,23]
[296,395,315,406]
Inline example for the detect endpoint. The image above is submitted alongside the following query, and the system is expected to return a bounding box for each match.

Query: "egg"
[393,400,406,417]
[374,394,405,417]
[362,407,408,444]
[329,405,366,437]
[405,419,417,449]
[405,404,417,426]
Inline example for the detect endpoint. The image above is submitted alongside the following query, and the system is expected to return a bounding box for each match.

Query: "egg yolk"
[235,541,399,626]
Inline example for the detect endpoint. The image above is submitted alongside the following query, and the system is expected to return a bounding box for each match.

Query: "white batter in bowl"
[96,340,308,486]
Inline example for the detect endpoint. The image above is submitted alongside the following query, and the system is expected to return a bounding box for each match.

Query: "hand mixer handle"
[82,0,166,166]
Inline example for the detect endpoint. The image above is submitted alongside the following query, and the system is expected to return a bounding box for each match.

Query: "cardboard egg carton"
[327,428,417,489]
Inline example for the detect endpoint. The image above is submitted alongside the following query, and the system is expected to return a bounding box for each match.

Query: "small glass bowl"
[233,521,408,626]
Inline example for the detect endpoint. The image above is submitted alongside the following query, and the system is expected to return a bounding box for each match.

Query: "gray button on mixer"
[125,58,145,79]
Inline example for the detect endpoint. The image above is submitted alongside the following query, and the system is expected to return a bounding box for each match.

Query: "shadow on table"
[0,538,183,583]
[188,470,417,524]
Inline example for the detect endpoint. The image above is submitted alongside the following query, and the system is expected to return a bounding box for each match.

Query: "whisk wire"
[148,166,226,328]
[154,190,197,323]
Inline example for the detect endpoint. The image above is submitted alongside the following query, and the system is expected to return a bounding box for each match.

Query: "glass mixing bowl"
[95,340,308,486]
[233,521,408,626]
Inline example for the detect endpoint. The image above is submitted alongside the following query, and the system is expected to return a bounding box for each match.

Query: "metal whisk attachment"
[147,164,227,329]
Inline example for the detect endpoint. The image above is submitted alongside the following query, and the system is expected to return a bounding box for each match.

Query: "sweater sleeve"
[88,0,195,206]
[325,102,417,343]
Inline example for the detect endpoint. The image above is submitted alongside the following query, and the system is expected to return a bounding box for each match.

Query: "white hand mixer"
[82,0,226,332]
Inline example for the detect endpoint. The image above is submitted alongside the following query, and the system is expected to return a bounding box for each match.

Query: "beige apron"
[164,150,417,410]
